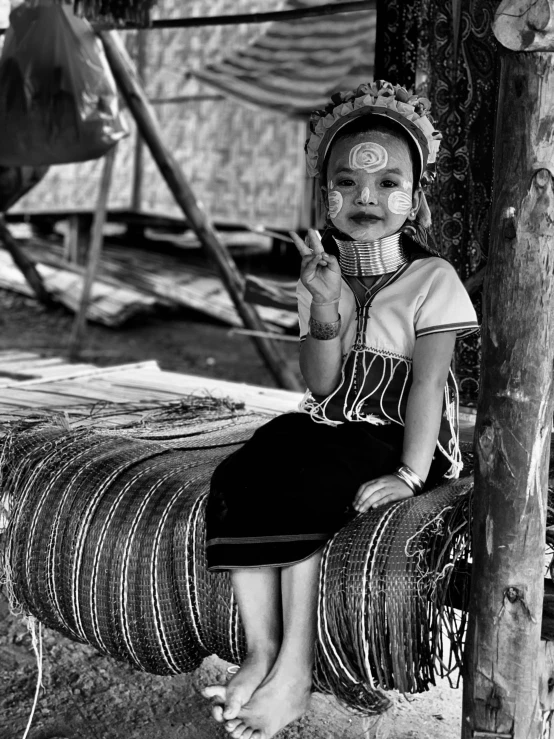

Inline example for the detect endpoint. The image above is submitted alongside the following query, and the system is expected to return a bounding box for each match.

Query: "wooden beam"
[100,31,302,392]
[461,50,554,739]
[0,217,53,306]
[0,2,375,35]
[98,2,374,30]
[494,0,554,51]
[131,29,146,213]
[68,148,117,361]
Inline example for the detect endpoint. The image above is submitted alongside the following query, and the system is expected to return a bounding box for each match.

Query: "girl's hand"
[289,229,341,303]
[353,474,414,513]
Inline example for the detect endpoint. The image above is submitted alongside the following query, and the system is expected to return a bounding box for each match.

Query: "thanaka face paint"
[349,142,388,173]
[328,190,343,219]
[387,190,412,215]
[326,131,415,240]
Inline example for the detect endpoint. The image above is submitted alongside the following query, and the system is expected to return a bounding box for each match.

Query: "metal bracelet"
[394,464,425,495]
[308,314,341,340]
[311,297,340,306]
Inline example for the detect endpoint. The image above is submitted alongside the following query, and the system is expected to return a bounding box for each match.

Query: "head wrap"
[305,81,443,254]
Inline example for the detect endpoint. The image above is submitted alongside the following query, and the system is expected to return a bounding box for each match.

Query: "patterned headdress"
[306,81,443,254]
[305,80,442,185]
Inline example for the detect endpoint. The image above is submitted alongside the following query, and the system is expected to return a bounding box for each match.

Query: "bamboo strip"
[69,148,117,359]
[0,360,160,388]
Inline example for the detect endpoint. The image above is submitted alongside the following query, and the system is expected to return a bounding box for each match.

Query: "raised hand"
[289,229,341,304]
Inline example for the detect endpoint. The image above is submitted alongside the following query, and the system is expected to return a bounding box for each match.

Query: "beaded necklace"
[334,233,407,276]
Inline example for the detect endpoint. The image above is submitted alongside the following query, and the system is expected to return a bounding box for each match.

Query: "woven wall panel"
[12,0,306,230]
[1,411,471,711]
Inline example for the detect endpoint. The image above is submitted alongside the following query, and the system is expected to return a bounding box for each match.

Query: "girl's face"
[324,131,421,241]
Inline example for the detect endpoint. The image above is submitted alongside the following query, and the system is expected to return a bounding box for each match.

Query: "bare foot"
[203,649,277,723]
[223,672,312,739]
[202,684,226,722]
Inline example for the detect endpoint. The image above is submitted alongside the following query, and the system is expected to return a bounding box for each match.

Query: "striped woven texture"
[0,402,473,712]
[194,0,376,116]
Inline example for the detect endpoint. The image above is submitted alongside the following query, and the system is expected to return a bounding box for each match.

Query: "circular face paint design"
[349,142,388,173]
[388,191,412,215]
[328,190,343,219]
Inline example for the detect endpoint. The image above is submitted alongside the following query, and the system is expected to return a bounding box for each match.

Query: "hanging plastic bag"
[0,0,128,166]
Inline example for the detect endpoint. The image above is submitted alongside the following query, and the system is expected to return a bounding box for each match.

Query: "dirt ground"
[0,285,464,739]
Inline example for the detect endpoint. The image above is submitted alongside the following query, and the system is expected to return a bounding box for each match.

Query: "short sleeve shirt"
[298,256,478,358]
[296,256,479,427]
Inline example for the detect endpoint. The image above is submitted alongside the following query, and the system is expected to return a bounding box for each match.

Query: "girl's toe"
[211,704,224,722]
[225,718,241,733]
[231,723,248,739]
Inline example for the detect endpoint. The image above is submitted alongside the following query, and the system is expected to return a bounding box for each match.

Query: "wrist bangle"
[394,464,425,495]
[308,314,341,340]
[311,297,340,306]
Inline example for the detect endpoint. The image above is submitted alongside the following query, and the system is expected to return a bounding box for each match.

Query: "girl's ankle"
[247,639,280,663]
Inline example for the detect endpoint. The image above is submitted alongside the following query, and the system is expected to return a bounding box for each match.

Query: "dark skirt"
[205,412,449,570]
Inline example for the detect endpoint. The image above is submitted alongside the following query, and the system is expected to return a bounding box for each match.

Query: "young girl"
[202,81,478,739]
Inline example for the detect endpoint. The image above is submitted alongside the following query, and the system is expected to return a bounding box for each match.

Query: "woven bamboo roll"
[0,412,473,711]
[314,480,472,712]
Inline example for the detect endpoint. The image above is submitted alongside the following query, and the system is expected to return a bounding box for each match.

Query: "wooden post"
[0,216,53,306]
[131,29,146,213]
[68,148,116,361]
[461,38,554,739]
[99,31,302,392]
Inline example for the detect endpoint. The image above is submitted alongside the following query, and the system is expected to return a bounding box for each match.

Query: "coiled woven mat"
[0,400,474,714]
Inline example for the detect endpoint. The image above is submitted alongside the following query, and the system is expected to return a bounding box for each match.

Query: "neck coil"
[334,233,407,276]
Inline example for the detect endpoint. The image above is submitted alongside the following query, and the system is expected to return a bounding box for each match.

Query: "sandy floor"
[0,589,463,739]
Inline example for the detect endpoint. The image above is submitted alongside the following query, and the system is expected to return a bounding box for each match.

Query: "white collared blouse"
[296,255,479,477]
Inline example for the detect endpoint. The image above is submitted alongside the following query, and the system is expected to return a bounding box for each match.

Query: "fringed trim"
[437,370,463,480]
[298,347,411,427]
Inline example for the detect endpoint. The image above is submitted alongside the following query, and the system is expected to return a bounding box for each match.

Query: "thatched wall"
[11,0,308,230]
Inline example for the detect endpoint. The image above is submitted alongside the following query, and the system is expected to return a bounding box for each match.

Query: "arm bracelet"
[393,464,425,495]
[311,297,340,306]
[308,314,341,340]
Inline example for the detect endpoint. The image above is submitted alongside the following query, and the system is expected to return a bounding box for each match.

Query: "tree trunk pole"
[461,51,554,738]
[68,147,116,360]
[100,31,302,392]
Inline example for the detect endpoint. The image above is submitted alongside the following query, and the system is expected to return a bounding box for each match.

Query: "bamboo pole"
[0,216,53,306]
[131,29,146,213]
[67,2,376,32]
[100,31,302,392]
[68,147,117,360]
[461,49,554,739]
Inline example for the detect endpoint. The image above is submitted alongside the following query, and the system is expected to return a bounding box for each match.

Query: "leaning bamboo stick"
[69,147,117,360]
[0,217,53,306]
[100,31,302,392]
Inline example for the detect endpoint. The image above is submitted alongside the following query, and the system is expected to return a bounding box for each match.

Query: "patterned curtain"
[375,0,500,405]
